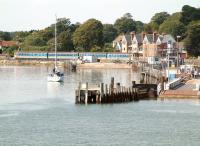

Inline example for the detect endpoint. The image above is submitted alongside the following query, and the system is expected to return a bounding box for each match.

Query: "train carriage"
[47,52,79,60]
[15,51,131,60]
[15,52,47,59]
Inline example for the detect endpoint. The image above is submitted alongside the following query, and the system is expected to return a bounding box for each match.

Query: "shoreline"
[0,59,134,69]
[0,59,63,66]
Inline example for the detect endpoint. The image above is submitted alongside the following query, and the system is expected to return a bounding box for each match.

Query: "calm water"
[0,66,200,146]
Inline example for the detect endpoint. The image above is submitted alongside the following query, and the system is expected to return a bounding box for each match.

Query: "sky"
[0,0,199,32]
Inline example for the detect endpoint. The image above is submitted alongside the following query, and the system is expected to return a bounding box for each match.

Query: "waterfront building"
[0,41,19,54]
[112,35,123,52]
[113,32,186,66]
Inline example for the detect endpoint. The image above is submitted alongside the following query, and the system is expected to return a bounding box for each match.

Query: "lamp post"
[167,41,171,83]
[176,36,181,70]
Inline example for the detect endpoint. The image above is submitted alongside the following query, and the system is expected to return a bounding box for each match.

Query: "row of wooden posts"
[75,77,157,104]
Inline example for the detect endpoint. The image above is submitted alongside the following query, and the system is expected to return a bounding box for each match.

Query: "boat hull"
[47,74,64,82]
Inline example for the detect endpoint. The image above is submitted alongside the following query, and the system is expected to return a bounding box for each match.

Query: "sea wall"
[77,63,132,69]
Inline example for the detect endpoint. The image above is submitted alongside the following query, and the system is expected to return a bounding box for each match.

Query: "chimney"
[153,32,157,43]
[130,31,135,40]
[141,31,145,41]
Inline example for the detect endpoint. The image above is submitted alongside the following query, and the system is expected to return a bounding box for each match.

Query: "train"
[14,52,132,60]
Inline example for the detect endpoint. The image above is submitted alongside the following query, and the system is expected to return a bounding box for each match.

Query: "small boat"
[48,67,64,82]
[48,15,64,82]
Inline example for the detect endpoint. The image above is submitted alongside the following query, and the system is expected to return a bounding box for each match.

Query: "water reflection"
[47,82,63,98]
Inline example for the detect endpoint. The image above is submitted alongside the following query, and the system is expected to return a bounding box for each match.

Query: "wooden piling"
[85,82,88,104]
[100,83,104,103]
[111,77,114,94]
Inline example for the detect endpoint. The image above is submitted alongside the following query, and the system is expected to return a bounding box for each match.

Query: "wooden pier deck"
[75,77,158,104]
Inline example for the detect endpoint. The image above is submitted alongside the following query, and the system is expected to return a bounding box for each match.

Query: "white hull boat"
[47,15,64,82]
[48,73,64,82]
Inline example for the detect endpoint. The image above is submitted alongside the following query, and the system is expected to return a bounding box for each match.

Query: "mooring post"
[105,84,108,103]
[116,83,120,93]
[105,84,108,96]
[78,82,81,103]
[100,83,104,103]
[132,81,136,88]
[85,82,88,104]
[111,77,114,95]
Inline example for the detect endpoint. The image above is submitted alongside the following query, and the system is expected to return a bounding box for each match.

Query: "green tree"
[159,12,186,38]
[0,31,12,41]
[184,21,200,57]
[11,31,31,42]
[180,5,200,25]
[135,21,144,33]
[123,13,133,19]
[114,14,136,34]
[151,12,170,25]
[103,24,117,43]
[73,19,103,51]
[144,22,159,33]
[57,30,74,51]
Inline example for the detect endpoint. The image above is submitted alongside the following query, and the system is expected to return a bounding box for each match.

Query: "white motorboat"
[48,15,64,82]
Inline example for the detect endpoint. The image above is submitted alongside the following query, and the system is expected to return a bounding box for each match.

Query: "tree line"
[0,5,199,56]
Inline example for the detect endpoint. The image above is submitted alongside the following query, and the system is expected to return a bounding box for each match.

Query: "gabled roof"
[124,35,131,44]
[157,35,164,42]
[113,35,123,42]
[146,34,153,43]
[162,34,176,44]
[145,34,159,43]
[0,41,18,47]
[135,34,143,43]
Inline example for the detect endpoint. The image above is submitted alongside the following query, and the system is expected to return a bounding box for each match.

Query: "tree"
[0,31,12,41]
[55,18,71,34]
[103,24,117,43]
[72,19,103,51]
[151,12,170,25]
[114,15,136,34]
[135,21,144,33]
[123,13,133,19]
[180,5,200,25]
[144,22,159,33]
[11,31,31,42]
[159,12,186,38]
[184,21,200,57]
[57,30,74,51]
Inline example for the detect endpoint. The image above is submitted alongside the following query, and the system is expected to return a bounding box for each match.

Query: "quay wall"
[77,63,132,69]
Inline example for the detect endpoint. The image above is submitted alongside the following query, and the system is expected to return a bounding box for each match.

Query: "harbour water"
[0,66,200,146]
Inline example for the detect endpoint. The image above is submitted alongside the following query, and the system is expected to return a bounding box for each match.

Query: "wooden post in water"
[77,82,81,103]
[116,83,120,93]
[105,84,108,103]
[132,81,136,87]
[111,77,114,95]
[100,83,104,103]
[85,82,88,104]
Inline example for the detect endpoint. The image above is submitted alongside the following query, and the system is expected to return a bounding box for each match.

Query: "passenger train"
[14,52,131,60]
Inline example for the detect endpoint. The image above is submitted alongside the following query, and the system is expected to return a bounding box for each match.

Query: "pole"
[177,36,181,73]
[168,53,170,82]
[167,42,171,83]
[177,37,179,69]
[55,15,57,69]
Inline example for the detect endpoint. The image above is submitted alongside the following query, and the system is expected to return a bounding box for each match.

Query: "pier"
[75,77,158,104]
